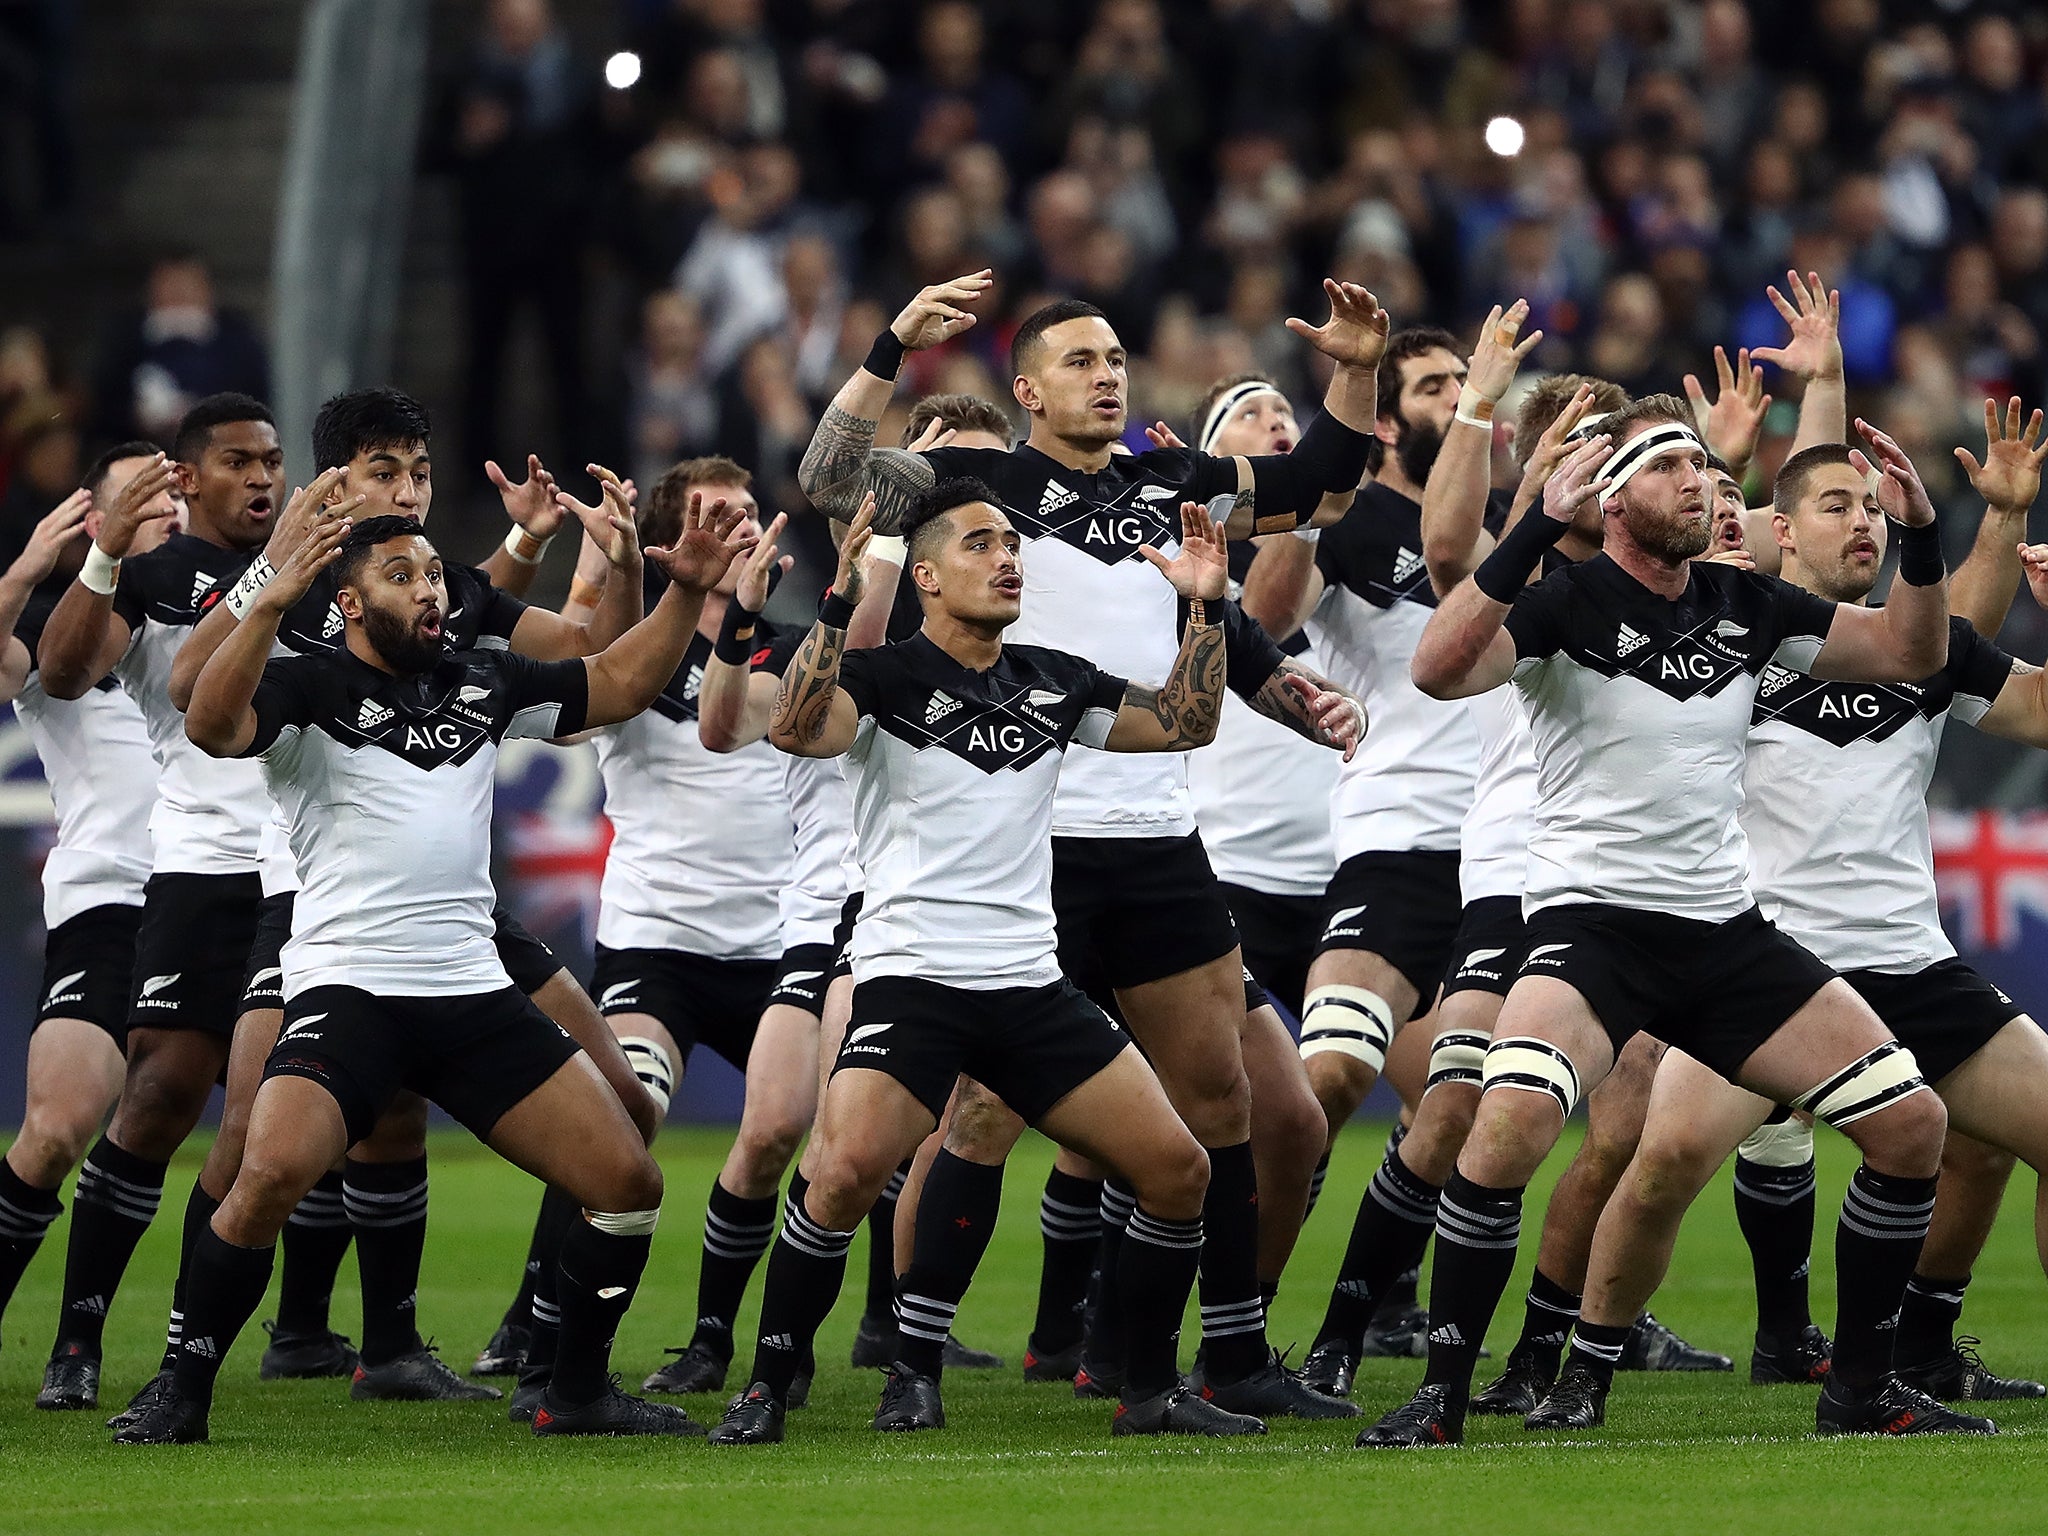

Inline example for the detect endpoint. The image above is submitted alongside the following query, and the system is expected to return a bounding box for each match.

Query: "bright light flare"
[1485,115,1526,158]
[605,51,642,90]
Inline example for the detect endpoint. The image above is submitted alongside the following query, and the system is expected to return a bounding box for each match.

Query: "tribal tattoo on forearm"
[773,621,847,746]
[798,405,935,530]
[1128,618,1226,748]
[1249,657,1357,745]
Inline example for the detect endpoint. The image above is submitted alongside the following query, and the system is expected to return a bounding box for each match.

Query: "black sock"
[743,1178,855,1405]
[0,1158,63,1321]
[1119,1206,1203,1399]
[1733,1153,1817,1345]
[1422,1171,1525,1400]
[1304,1150,1331,1221]
[1897,1272,1969,1370]
[692,1179,777,1361]
[1030,1168,1101,1353]
[1832,1165,1937,1394]
[160,1181,223,1373]
[501,1184,568,1335]
[274,1171,351,1340]
[1563,1316,1631,1388]
[344,1156,429,1367]
[1197,1141,1268,1383]
[550,1213,654,1407]
[511,1185,581,1391]
[862,1162,909,1323]
[170,1227,275,1409]
[1082,1180,1134,1369]
[1513,1268,1581,1375]
[1314,1145,1441,1351]
[54,1137,165,1354]
[898,1151,1002,1379]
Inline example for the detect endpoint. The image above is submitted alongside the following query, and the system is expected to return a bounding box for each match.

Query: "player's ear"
[1012,373,1039,414]
[336,585,364,620]
[1771,510,1794,554]
[912,556,940,598]
[172,461,198,495]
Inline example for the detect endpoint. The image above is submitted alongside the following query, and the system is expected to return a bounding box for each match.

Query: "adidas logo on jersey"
[190,571,219,606]
[926,692,963,724]
[322,602,344,639]
[358,699,394,729]
[1759,665,1797,697]
[684,664,704,702]
[44,970,87,1009]
[1038,482,1079,515]
[1393,546,1425,583]
[1616,624,1649,657]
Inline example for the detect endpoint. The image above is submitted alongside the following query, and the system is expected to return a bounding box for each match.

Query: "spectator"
[624,289,719,493]
[88,253,269,446]
[868,0,1030,196]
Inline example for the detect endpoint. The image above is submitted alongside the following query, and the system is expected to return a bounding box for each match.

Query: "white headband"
[1599,422,1704,499]
[1564,410,1612,444]
[1199,380,1286,454]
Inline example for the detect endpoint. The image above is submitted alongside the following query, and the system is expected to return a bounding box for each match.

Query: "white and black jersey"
[240,645,589,998]
[232,554,531,898]
[1504,555,1838,920]
[593,607,793,960]
[1309,483,1499,860]
[1187,546,1335,898]
[754,629,858,949]
[1745,614,2013,972]
[917,441,1313,840]
[11,584,155,927]
[106,533,275,875]
[835,633,1126,987]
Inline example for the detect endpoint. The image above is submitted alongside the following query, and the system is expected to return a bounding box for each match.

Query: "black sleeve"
[915,444,1011,483]
[498,653,591,738]
[1181,407,1372,519]
[109,560,149,633]
[1216,597,1286,701]
[1501,565,1576,662]
[1946,616,2020,723]
[836,646,882,718]
[465,564,528,645]
[242,656,322,757]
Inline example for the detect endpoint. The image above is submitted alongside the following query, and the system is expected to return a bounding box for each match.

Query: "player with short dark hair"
[112,495,757,1446]
[1358,395,1971,1446]
[711,483,1254,1444]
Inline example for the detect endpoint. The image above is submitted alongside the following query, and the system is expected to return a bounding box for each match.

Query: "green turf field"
[1,1122,2042,1535]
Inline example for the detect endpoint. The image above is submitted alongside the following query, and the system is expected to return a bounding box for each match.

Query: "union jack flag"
[501,813,612,939]
[1930,809,2048,951]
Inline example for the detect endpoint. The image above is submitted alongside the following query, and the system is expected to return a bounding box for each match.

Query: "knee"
[802,1143,889,1230]
[613,1154,665,1214]
[1629,1138,1716,1214]
[1134,1137,1210,1222]
[1405,1085,1479,1174]
[1264,1084,1328,1175]
[1305,1051,1373,1119]
[16,1105,100,1181]
[1879,1089,1950,1174]
[1463,1090,1561,1184]
[231,1154,314,1235]
[943,1089,1025,1161]
[734,1116,805,1183]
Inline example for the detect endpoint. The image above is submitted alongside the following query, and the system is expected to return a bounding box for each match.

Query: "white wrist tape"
[504,525,554,566]
[1292,525,1322,544]
[222,555,277,620]
[867,534,907,564]
[79,544,121,595]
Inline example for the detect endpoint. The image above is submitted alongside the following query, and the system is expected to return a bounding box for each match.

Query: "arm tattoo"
[772,622,846,747]
[1129,620,1226,748]
[1248,657,1350,745]
[798,405,936,531]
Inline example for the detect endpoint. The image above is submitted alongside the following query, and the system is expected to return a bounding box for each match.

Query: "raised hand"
[487,454,564,539]
[903,419,959,454]
[2020,543,2048,609]
[1751,270,1843,383]
[1851,418,1936,527]
[1542,433,1613,525]
[1467,300,1544,405]
[94,454,180,557]
[1138,502,1229,600]
[1515,383,1600,507]
[259,511,353,613]
[1955,396,2048,514]
[7,489,92,586]
[891,270,993,352]
[1144,421,1188,451]
[1286,279,1391,371]
[832,493,876,606]
[1700,546,1758,570]
[1685,345,1771,472]
[554,463,638,568]
[1281,671,1366,762]
[646,490,758,594]
[735,512,794,613]
[268,468,355,562]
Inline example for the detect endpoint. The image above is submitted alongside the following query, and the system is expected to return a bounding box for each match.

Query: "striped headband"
[1599,421,1704,498]
[1199,380,1286,454]
[1564,410,1612,444]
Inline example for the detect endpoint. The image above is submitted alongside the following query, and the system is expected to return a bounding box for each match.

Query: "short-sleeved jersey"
[12,583,155,926]
[917,441,1287,840]
[1309,482,1501,858]
[1745,614,2013,972]
[755,627,858,947]
[1503,555,1838,921]
[241,555,531,897]
[592,611,794,961]
[243,646,588,998]
[107,533,276,875]
[836,633,1126,987]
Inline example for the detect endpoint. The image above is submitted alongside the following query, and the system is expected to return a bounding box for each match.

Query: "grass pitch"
[1,1122,2043,1536]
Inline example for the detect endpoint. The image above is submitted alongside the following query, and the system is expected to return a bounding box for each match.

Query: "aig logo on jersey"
[1754,674,1928,748]
[1601,618,1751,701]
[346,691,494,769]
[915,687,1069,773]
[1014,477,1175,566]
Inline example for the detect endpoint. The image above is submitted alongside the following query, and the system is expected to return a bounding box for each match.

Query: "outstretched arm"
[1422,299,1543,594]
[699,512,793,752]
[769,503,873,757]
[1106,503,1228,751]
[477,454,562,596]
[508,464,645,661]
[797,271,991,528]
[1751,271,1845,453]
[1948,397,2046,639]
